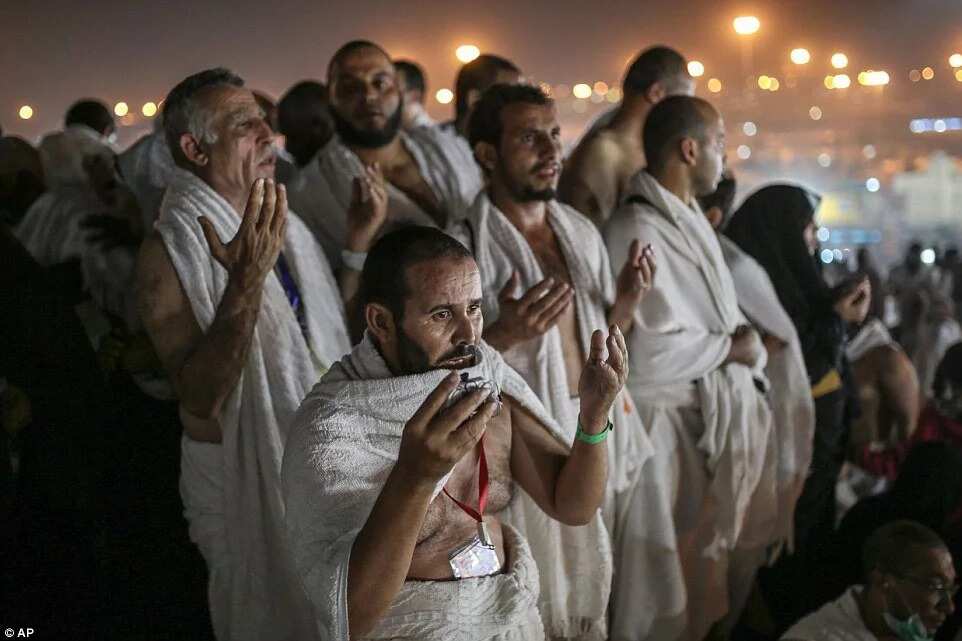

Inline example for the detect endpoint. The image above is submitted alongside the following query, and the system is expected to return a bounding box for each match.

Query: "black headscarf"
[725,184,831,331]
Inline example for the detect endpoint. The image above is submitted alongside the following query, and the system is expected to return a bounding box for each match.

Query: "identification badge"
[448,527,501,578]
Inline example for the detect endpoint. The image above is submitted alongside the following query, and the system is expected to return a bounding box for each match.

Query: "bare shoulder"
[503,394,567,456]
[136,232,201,375]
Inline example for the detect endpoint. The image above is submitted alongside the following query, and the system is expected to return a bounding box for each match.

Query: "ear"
[680,137,698,167]
[705,206,724,230]
[180,133,209,167]
[646,81,667,104]
[365,302,397,347]
[473,141,499,175]
[466,88,482,111]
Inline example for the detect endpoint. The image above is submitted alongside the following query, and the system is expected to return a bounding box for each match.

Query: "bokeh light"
[743,121,757,136]
[688,61,705,77]
[865,177,880,192]
[733,16,761,35]
[572,83,592,99]
[18,105,34,120]
[142,102,158,117]
[790,48,811,65]
[435,88,454,104]
[950,53,962,68]
[809,105,823,120]
[455,44,481,63]
[707,78,722,93]
[831,53,849,69]
[114,101,129,117]
[922,66,935,80]
[736,144,751,159]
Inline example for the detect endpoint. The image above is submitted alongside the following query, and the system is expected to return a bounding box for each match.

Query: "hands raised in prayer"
[577,325,629,432]
[833,276,871,324]
[199,177,287,293]
[608,239,656,334]
[395,372,500,483]
[483,272,573,352]
[346,162,389,252]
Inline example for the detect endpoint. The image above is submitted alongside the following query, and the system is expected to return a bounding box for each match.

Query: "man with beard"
[283,225,628,640]
[447,54,522,139]
[288,40,482,273]
[603,95,775,641]
[452,83,656,637]
[560,46,694,227]
[137,68,350,641]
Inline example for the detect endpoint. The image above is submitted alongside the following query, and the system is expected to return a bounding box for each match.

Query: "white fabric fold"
[117,129,176,230]
[287,128,483,269]
[155,168,349,641]
[282,335,612,641]
[603,171,774,641]
[781,587,874,641]
[720,235,815,552]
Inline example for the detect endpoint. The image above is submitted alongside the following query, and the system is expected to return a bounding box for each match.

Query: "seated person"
[282,226,627,640]
[783,520,957,641]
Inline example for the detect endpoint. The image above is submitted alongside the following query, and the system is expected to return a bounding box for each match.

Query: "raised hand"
[346,162,389,252]
[616,240,656,306]
[198,177,288,292]
[833,277,871,324]
[484,272,573,351]
[577,326,629,431]
[395,372,500,482]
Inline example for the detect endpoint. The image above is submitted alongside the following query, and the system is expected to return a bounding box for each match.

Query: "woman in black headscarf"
[726,184,872,633]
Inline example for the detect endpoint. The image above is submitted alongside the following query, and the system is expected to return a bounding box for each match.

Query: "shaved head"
[327,40,392,81]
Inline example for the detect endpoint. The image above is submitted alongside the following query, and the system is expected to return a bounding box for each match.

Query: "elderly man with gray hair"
[136,67,350,641]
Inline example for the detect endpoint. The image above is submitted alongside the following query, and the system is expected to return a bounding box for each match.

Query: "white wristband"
[341,249,368,272]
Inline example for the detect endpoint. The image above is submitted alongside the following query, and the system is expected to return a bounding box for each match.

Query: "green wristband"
[575,419,613,445]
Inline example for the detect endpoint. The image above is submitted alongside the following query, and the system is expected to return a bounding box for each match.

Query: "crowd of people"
[2,38,961,641]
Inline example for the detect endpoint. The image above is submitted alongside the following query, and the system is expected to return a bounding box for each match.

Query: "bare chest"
[384,154,445,227]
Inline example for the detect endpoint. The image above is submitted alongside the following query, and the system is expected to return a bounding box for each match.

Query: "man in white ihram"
[137,68,349,641]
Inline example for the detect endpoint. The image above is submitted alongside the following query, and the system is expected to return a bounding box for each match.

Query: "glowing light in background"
[790,48,811,65]
[910,117,962,133]
[857,70,890,86]
[455,44,481,63]
[865,177,880,192]
[832,74,851,89]
[935,119,948,132]
[824,75,836,89]
[435,88,454,104]
[817,153,832,167]
[114,101,129,117]
[687,60,705,77]
[922,66,935,80]
[757,75,772,90]
[572,83,592,99]
[707,78,722,93]
[593,81,609,95]
[817,227,831,242]
[863,144,877,159]
[955,70,962,82]
[743,121,757,136]
[820,249,834,264]
[768,77,780,91]
[921,249,937,265]
[909,69,922,82]
[18,105,33,120]
[810,105,823,120]
[733,16,761,35]
[606,87,622,103]
[951,53,962,68]
[141,102,158,117]
[736,144,751,160]
[831,53,849,69]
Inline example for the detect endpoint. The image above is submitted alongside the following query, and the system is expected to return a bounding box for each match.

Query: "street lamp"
[790,48,811,65]
[733,16,760,35]
[455,44,480,63]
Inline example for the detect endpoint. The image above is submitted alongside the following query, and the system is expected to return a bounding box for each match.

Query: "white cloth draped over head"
[453,193,644,639]
[154,168,349,641]
[781,587,875,641]
[286,127,483,269]
[117,129,176,231]
[720,234,815,552]
[15,188,102,267]
[38,124,115,192]
[603,170,774,641]
[282,334,612,641]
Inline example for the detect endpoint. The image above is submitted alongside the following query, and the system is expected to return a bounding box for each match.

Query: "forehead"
[200,85,259,118]
[501,101,558,131]
[911,545,956,579]
[333,47,394,80]
[403,256,481,308]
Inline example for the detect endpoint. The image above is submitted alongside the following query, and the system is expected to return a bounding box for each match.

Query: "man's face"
[691,115,726,197]
[329,47,402,148]
[886,546,957,634]
[803,221,819,254]
[393,256,484,375]
[490,101,562,202]
[200,85,276,196]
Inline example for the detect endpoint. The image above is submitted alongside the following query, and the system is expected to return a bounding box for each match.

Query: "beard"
[330,100,403,150]
[516,186,557,202]
[397,329,479,375]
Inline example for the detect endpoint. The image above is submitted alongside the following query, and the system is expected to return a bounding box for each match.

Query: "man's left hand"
[615,239,656,308]
[577,325,629,431]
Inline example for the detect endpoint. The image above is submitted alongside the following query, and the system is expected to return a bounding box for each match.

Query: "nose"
[256,117,275,143]
[452,311,477,346]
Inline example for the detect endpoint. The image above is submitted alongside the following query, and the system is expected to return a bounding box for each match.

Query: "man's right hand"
[833,277,871,324]
[484,272,573,351]
[725,325,764,368]
[346,163,389,252]
[395,372,499,483]
[198,178,288,292]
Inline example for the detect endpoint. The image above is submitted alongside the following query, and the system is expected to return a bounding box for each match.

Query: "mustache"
[532,160,560,173]
[438,343,479,364]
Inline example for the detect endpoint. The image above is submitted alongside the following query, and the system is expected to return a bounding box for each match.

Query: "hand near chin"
[577,325,629,431]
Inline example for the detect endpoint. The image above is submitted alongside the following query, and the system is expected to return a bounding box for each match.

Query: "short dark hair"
[623,46,689,96]
[698,174,737,221]
[327,40,392,81]
[467,83,551,150]
[65,100,114,135]
[359,226,473,319]
[643,95,718,173]
[862,520,947,580]
[278,81,328,132]
[162,67,244,167]
[394,60,426,95]
[455,54,520,122]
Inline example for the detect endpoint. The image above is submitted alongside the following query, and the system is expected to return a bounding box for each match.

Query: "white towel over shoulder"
[155,168,349,641]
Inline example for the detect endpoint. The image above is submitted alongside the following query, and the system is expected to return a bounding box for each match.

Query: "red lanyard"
[442,434,488,523]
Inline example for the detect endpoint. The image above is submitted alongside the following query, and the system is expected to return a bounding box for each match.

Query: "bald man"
[288,40,482,275]
[604,95,775,641]
[560,46,694,227]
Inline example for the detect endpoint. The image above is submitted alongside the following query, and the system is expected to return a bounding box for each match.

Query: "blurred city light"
[435,88,454,104]
[922,66,935,80]
[865,177,880,192]
[733,16,761,35]
[909,117,962,133]
[142,102,158,117]
[909,69,922,82]
[810,105,823,120]
[114,101,129,117]
[790,48,811,65]
[707,78,722,93]
[736,144,751,159]
[831,53,849,69]
[593,81,609,95]
[817,227,831,242]
[743,121,757,136]
[18,105,33,120]
[820,249,834,264]
[857,70,890,86]
[687,60,705,77]
[757,75,772,90]
[832,74,851,89]
[817,153,832,167]
[863,144,877,159]
[921,248,937,264]
[950,53,962,68]
[455,44,481,63]
[572,83,592,99]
